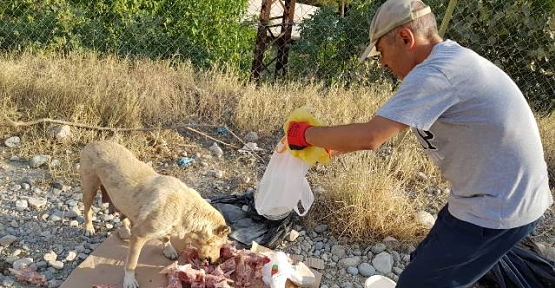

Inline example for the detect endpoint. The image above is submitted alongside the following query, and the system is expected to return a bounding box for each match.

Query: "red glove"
[287,121,312,150]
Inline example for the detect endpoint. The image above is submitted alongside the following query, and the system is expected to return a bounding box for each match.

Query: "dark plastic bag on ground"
[208,192,294,249]
[478,237,555,288]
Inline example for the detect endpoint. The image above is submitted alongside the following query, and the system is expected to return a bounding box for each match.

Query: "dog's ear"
[214,225,231,237]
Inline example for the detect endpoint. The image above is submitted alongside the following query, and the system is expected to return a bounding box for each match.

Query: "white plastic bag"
[254,137,314,220]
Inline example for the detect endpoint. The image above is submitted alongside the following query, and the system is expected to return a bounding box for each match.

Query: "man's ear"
[398,28,415,50]
[214,225,231,237]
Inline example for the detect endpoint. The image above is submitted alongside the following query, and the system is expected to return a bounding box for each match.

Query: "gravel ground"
[0,133,554,288]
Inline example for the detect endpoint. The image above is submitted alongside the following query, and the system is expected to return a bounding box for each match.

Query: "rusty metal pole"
[274,0,296,79]
[250,0,272,83]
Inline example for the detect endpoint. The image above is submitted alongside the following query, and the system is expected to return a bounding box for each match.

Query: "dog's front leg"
[123,236,147,288]
[161,236,178,260]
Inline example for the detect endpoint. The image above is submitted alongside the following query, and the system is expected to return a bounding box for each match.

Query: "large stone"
[331,244,346,258]
[358,262,376,277]
[0,235,18,247]
[13,258,33,269]
[4,136,21,148]
[29,155,51,168]
[338,256,362,268]
[372,252,394,274]
[416,210,436,229]
[48,125,72,141]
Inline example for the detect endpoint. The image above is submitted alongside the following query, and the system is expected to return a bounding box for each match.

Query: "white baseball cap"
[359,0,432,62]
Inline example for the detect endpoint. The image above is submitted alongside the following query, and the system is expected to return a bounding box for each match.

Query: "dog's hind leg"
[161,236,178,260]
[81,171,101,236]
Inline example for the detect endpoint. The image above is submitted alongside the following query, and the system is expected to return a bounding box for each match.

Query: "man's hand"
[287,121,312,150]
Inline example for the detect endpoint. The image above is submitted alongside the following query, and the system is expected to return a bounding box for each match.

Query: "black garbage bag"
[208,192,294,249]
[478,237,555,288]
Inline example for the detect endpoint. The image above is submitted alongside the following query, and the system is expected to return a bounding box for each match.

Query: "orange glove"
[287,121,312,150]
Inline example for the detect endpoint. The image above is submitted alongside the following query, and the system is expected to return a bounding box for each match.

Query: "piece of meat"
[159,262,184,288]
[182,245,209,269]
[218,257,236,276]
[8,267,47,286]
[219,241,238,260]
[235,256,253,287]
[205,274,233,288]
[168,241,270,288]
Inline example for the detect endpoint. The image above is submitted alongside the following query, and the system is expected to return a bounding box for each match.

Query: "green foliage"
[0,0,257,70]
[288,0,389,86]
[288,0,554,111]
[432,0,555,112]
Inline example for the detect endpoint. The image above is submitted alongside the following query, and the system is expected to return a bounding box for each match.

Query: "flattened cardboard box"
[60,234,321,288]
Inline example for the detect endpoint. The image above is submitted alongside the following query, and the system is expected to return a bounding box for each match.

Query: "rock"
[416,210,436,229]
[13,258,34,269]
[371,243,386,254]
[207,170,224,178]
[50,159,61,167]
[347,266,359,275]
[30,155,51,168]
[331,245,346,258]
[209,142,223,158]
[4,136,21,147]
[15,199,28,210]
[65,251,77,262]
[306,257,325,270]
[3,278,15,287]
[49,260,64,270]
[43,251,57,262]
[392,266,404,275]
[314,224,329,234]
[358,263,376,277]
[0,235,18,246]
[383,236,399,248]
[288,230,300,242]
[372,252,394,274]
[48,125,72,141]
[338,256,361,268]
[239,142,264,152]
[244,131,259,142]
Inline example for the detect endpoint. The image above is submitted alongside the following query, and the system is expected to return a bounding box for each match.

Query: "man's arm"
[304,116,408,153]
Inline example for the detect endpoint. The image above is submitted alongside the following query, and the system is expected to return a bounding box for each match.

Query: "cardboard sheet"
[60,234,321,288]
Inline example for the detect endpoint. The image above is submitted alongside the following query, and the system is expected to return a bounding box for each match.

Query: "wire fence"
[0,0,553,111]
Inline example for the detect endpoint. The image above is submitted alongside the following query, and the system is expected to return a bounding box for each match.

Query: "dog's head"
[191,224,231,264]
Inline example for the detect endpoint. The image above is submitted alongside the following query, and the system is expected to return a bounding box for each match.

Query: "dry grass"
[0,52,552,243]
[538,113,555,188]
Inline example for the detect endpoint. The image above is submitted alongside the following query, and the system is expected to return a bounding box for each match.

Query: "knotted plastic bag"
[254,137,314,220]
[255,107,330,220]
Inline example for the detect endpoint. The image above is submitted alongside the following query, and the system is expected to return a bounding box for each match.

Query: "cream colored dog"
[80,140,230,288]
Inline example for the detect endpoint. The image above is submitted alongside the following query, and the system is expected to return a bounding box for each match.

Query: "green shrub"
[0,0,257,70]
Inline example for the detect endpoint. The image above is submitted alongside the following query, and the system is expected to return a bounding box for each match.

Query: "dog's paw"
[118,227,132,239]
[163,245,179,260]
[84,224,96,236]
[123,271,139,288]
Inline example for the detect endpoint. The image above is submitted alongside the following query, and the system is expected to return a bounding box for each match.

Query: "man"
[285,0,553,286]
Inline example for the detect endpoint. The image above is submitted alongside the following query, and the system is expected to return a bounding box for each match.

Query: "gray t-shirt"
[377,40,552,229]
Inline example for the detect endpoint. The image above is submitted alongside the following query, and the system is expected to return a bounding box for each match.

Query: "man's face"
[375,29,414,80]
